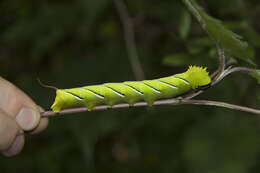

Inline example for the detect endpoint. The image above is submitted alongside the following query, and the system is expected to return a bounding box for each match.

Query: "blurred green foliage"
[1,0,260,173]
[252,70,260,84]
[183,0,254,63]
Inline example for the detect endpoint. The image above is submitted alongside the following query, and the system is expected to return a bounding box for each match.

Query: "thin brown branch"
[217,47,225,74]
[114,0,145,80]
[183,90,203,100]
[223,67,253,76]
[179,99,260,115]
[41,99,175,117]
[41,98,260,117]
[213,66,253,85]
[211,46,225,82]
[211,66,232,85]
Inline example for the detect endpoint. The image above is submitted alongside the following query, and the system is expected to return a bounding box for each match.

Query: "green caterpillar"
[50,66,211,112]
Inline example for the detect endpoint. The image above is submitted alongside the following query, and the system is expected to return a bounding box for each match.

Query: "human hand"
[0,77,48,157]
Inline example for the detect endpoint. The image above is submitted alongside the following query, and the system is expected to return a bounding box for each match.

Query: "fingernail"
[16,107,39,131]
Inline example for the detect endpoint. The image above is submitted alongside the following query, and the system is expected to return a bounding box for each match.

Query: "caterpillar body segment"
[51,66,211,112]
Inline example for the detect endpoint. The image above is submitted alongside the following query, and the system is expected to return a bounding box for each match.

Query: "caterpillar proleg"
[49,66,211,112]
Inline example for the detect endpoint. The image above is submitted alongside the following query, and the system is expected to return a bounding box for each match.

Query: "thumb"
[0,77,41,131]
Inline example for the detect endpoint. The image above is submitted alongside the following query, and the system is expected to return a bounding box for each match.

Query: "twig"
[211,65,233,85]
[41,99,173,117]
[213,66,253,85]
[210,46,225,82]
[114,0,145,80]
[223,67,253,77]
[217,47,225,74]
[41,98,260,117]
[179,99,260,115]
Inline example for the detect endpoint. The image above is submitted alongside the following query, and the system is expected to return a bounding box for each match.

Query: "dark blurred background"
[1,0,260,172]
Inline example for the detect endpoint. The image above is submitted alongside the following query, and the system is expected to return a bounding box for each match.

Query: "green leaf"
[183,0,254,62]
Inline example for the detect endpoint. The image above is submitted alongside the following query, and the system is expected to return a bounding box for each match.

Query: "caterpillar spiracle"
[48,66,211,112]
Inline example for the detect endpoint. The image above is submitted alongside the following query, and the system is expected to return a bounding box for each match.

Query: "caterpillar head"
[51,90,66,112]
[176,66,211,89]
[51,89,84,112]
